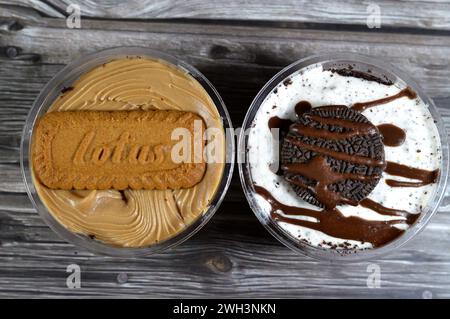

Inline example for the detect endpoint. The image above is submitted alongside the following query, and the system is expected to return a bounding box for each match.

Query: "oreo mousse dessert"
[243,55,445,257]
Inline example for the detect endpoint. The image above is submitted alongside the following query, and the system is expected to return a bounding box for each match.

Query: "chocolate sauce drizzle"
[359,198,419,225]
[377,124,406,147]
[291,112,378,140]
[285,136,385,168]
[295,101,312,116]
[262,87,439,248]
[268,116,292,132]
[351,87,417,112]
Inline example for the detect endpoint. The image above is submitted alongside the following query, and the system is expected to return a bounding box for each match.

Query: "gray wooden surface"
[1,0,450,298]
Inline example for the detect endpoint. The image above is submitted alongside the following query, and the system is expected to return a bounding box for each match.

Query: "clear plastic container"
[238,53,449,262]
[21,47,234,257]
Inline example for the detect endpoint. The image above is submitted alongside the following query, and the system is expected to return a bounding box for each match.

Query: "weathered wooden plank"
[1,192,450,298]
[2,0,450,31]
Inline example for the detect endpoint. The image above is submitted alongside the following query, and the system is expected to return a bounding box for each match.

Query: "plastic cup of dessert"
[238,52,449,262]
[20,47,234,257]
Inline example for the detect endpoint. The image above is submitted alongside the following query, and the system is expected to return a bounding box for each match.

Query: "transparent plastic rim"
[20,46,235,257]
[238,52,449,262]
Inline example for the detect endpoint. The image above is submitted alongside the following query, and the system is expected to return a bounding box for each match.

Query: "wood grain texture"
[1,2,450,298]
[2,0,450,31]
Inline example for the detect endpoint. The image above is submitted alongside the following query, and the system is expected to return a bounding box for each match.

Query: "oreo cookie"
[281,105,384,208]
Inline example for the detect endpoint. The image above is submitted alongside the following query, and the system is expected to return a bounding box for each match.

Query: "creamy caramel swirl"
[32,57,225,247]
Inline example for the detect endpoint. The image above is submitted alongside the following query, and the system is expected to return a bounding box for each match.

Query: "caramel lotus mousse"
[30,57,226,248]
[246,62,443,251]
